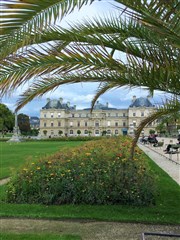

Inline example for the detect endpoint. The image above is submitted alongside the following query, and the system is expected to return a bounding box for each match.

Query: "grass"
[0,153,179,224]
[0,141,83,179]
[0,233,81,240]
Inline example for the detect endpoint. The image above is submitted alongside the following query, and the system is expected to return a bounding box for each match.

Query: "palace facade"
[39,96,157,138]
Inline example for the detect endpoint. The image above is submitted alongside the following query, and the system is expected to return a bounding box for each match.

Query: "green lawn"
[0,141,83,179]
[0,233,81,240]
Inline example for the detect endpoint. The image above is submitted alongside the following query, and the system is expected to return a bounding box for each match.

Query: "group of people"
[141,134,158,146]
[141,133,180,153]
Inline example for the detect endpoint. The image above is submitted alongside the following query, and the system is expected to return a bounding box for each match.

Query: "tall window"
[123,113,126,117]
[70,121,73,127]
[77,121,80,127]
[58,113,61,118]
[44,122,46,127]
[72,114,74,118]
[58,121,61,127]
[133,113,136,117]
[70,130,73,134]
[51,113,53,118]
[115,122,118,127]
[51,121,53,127]
[85,122,88,127]
[95,130,99,135]
[44,114,46,118]
[116,113,118,117]
[95,122,99,127]
[123,122,126,126]
[115,129,118,134]
[141,112,144,117]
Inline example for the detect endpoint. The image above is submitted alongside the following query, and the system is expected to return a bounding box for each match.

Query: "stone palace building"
[39,96,157,138]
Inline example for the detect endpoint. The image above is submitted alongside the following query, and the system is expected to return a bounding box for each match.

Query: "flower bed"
[6,136,156,206]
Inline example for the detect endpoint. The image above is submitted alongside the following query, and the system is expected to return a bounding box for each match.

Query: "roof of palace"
[42,99,75,110]
[84,101,117,111]
[129,97,154,108]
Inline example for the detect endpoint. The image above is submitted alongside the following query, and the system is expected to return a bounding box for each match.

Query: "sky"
[1,0,167,117]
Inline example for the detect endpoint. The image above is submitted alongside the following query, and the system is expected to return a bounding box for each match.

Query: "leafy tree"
[0,103,14,133]
[155,123,167,136]
[0,0,179,156]
[149,129,155,135]
[58,130,63,136]
[43,130,47,136]
[102,130,107,136]
[30,128,39,136]
[18,113,31,135]
[77,130,81,136]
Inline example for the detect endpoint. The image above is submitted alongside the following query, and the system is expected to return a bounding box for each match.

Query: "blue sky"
[1,0,167,116]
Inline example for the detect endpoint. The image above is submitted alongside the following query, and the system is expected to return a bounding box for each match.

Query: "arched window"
[84,130,88,134]
[95,130,99,135]
[70,130,73,135]
[115,129,118,135]
[107,130,111,134]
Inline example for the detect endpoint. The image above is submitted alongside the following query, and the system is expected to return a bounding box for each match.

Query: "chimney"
[74,105,76,110]
[59,98,63,104]
[132,95,136,102]
[67,101,70,107]
[106,102,109,107]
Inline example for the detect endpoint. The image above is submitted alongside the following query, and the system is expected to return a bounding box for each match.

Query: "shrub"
[6,137,157,206]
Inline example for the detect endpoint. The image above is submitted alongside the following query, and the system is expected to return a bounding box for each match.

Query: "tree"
[43,130,47,136]
[0,0,179,156]
[102,130,107,136]
[18,113,31,135]
[0,103,14,133]
[58,130,63,136]
[77,130,81,136]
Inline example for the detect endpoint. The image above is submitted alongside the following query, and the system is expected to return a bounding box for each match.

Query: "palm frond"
[0,0,93,60]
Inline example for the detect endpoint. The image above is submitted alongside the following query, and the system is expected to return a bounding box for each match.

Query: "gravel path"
[1,218,180,240]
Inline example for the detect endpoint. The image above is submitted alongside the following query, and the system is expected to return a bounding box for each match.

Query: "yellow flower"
[85,153,91,156]
[31,163,35,165]
[47,161,52,164]
[23,168,28,171]
[37,167,41,170]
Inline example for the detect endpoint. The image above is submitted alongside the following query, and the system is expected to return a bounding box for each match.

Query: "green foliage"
[149,129,155,135]
[6,137,157,206]
[18,113,31,135]
[77,130,81,136]
[0,103,14,132]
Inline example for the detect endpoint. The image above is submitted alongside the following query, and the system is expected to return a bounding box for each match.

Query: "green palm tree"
[0,0,179,157]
